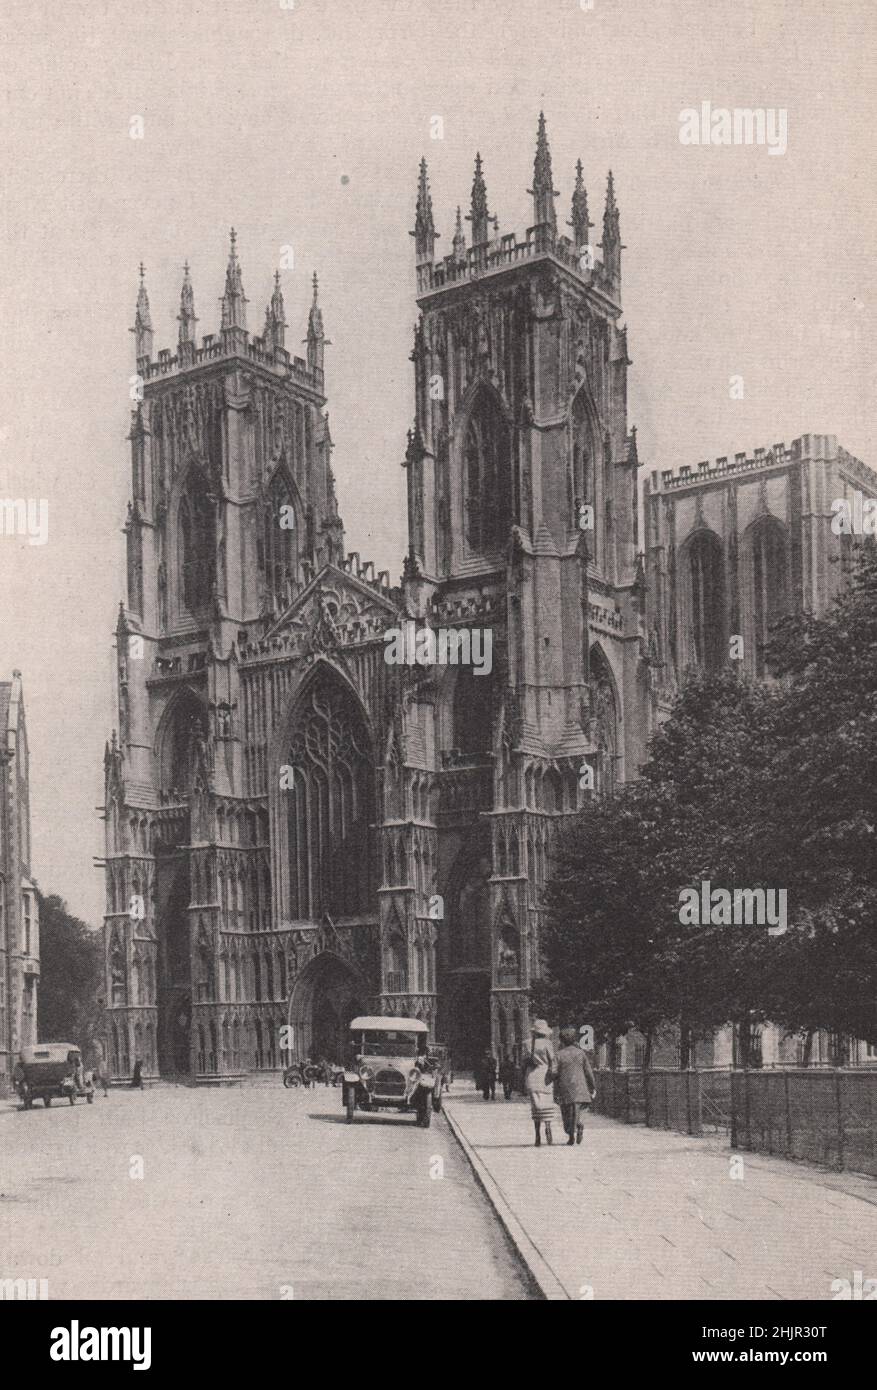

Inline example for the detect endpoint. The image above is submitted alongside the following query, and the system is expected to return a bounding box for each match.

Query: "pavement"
[442,1083,877,1301]
[0,1082,532,1300]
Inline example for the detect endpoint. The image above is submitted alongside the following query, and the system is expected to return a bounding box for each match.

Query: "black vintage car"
[16,1044,94,1109]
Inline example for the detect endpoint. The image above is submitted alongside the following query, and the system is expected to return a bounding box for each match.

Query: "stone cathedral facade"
[102,116,653,1080]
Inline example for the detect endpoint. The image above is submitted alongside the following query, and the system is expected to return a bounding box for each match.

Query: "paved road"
[0,1083,531,1300]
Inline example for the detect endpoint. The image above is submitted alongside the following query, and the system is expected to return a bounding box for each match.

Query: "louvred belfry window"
[463,391,512,553]
[286,675,373,920]
[263,471,298,610]
[178,471,215,612]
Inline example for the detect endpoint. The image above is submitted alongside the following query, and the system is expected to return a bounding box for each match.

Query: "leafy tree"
[537,544,877,1060]
[37,892,103,1061]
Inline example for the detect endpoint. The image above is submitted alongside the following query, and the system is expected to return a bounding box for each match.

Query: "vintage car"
[15,1044,94,1110]
[342,1016,433,1124]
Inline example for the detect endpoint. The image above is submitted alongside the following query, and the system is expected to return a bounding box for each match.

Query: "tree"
[537,538,877,1062]
[37,892,103,1062]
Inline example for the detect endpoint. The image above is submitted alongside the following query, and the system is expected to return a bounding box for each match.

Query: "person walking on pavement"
[554,1027,597,1145]
[523,1019,557,1146]
[499,1053,516,1100]
[94,1058,109,1097]
[130,1058,144,1090]
[476,1048,497,1100]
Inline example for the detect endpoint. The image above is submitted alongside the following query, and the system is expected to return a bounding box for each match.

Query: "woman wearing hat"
[522,1019,557,1146]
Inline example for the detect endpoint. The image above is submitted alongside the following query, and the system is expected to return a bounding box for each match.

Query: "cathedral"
[102,115,650,1080]
[101,115,875,1082]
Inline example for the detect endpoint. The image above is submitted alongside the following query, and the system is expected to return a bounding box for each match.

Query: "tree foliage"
[37,892,103,1061]
[537,544,877,1057]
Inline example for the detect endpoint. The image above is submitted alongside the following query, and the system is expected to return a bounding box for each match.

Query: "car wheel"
[432,1091,443,1113]
[87,1092,94,1104]
[345,1087,356,1123]
[283,1073,300,1089]
[44,1096,52,1108]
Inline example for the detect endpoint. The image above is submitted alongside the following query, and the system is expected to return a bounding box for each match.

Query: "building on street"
[0,671,40,1094]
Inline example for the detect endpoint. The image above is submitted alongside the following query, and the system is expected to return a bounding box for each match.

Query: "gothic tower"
[105,234,342,1079]
[404,116,649,1062]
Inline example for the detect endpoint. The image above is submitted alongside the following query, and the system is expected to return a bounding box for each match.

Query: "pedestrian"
[130,1058,144,1090]
[94,1058,109,1096]
[554,1027,597,1146]
[523,1019,557,1146]
[477,1047,497,1100]
[499,1053,516,1100]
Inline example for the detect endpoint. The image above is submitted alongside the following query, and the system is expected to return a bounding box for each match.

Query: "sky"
[0,0,874,926]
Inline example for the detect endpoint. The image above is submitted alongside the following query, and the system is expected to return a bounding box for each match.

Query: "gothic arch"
[286,950,366,1063]
[174,464,215,615]
[155,687,208,797]
[260,461,302,610]
[741,515,790,677]
[569,384,602,558]
[270,660,376,924]
[678,528,726,673]
[455,381,515,555]
[589,643,621,792]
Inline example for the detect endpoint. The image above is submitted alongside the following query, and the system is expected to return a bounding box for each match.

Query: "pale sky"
[0,0,874,925]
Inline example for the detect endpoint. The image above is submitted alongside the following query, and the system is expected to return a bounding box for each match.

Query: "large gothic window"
[263,469,298,610]
[590,647,619,795]
[744,517,789,677]
[286,674,373,920]
[463,391,512,553]
[159,693,208,796]
[683,530,725,672]
[178,471,215,612]
[571,390,599,561]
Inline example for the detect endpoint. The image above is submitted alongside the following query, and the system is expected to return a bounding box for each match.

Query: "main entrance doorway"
[442,970,491,1071]
[287,952,365,1063]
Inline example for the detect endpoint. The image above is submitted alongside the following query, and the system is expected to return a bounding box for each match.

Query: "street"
[0,1082,532,1300]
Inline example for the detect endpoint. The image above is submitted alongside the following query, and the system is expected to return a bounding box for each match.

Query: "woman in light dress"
[523,1018,557,1146]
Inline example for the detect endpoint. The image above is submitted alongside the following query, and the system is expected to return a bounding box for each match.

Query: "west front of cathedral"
[103,117,870,1080]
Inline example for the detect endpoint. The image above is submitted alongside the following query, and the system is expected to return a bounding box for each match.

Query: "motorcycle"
[282,1061,323,1089]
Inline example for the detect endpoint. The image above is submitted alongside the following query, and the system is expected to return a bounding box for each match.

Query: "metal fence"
[593,1068,877,1176]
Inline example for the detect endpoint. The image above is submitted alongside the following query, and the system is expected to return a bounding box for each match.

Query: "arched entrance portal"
[287,952,365,1064]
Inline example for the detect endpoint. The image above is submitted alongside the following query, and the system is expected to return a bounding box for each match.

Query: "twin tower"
[103,114,648,1081]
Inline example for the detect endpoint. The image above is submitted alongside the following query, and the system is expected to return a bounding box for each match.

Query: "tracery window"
[178,470,215,612]
[684,530,725,672]
[463,391,512,552]
[744,517,789,677]
[263,470,298,609]
[571,390,599,562]
[590,647,619,796]
[286,675,373,920]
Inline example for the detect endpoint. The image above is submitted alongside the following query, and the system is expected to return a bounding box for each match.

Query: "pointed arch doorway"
[287,952,365,1064]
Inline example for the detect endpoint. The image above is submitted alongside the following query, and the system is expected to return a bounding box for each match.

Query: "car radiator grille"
[374,1068,406,1095]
